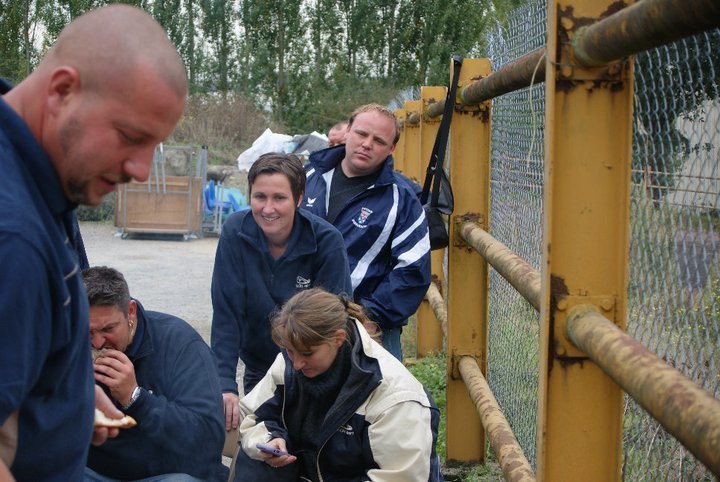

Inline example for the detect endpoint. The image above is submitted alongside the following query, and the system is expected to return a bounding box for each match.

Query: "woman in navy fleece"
[210,153,353,434]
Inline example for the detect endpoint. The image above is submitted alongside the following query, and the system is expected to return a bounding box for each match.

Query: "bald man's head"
[3,4,189,207]
[43,4,187,98]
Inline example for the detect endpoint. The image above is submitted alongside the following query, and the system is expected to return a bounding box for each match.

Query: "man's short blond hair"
[348,104,400,145]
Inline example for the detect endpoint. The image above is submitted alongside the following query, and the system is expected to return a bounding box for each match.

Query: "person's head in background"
[2,4,187,207]
[84,266,137,353]
[327,121,349,147]
[341,104,399,177]
[248,153,305,254]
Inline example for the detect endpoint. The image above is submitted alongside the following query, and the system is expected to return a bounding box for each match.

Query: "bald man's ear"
[46,66,81,114]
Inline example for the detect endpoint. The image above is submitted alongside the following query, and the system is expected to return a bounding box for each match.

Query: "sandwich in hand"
[93,409,137,429]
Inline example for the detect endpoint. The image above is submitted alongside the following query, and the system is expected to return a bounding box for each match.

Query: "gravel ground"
[80,221,218,344]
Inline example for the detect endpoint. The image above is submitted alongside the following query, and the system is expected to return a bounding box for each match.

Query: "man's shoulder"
[0,163,53,261]
[300,209,339,236]
[146,310,204,344]
[393,171,423,198]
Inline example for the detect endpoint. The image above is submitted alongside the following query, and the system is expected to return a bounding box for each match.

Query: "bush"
[169,93,275,166]
[75,192,114,222]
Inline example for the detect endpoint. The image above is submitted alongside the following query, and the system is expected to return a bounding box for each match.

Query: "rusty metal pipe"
[425,282,447,338]
[462,48,546,106]
[572,0,720,67]
[424,48,546,117]
[458,356,536,482]
[566,306,720,475]
[460,221,541,310]
[407,111,421,125]
[426,98,446,119]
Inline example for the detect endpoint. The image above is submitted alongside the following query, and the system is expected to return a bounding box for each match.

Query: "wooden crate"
[115,176,203,236]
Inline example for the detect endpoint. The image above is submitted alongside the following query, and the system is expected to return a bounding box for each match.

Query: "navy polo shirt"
[0,79,94,481]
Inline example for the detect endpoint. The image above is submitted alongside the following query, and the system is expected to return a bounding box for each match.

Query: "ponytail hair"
[271,288,379,352]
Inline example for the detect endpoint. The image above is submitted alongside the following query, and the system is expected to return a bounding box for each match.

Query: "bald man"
[0,5,187,481]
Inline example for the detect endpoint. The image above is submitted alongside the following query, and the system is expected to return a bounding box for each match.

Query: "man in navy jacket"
[84,266,227,481]
[302,104,431,360]
[0,6,186,480]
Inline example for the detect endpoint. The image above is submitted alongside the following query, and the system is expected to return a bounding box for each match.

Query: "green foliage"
[1,0,530,155]
[75,192,115,222]
[169,92,271,165]
[408,353,447,461]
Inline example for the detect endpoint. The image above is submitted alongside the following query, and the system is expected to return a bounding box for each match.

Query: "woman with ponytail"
[231,287,443,482]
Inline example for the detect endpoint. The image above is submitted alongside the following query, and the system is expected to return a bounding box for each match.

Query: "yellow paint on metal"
[566,306,720,476]
[401,100,422,186]
[458,356,536,482]
[417,86,447,357]
[393,108,407,174]
[446,57,492,463]
[537,1,633,480]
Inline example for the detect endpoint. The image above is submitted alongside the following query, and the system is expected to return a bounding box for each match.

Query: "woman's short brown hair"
[248,153,305,205]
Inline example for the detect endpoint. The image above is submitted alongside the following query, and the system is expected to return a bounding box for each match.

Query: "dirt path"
[80,221,218,343]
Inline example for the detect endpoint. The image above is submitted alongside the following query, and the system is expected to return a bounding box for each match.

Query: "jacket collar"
[125,299,153,361]
[0,79,76,217]
[236,209,321,259]
[309,145,397,187]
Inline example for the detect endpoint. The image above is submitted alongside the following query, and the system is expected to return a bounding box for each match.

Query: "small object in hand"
[256,442,288,457]
[91,348,109,362]
[93,408,137,429]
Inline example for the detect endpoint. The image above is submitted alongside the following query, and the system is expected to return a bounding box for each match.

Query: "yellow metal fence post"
[393,108,407,174]
[417,86,447,357]
[446,58,492,464]
[536,1,633,480]
[401,99,422,358]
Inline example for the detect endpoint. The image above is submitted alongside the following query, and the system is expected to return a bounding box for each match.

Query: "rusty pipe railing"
[566,306,720,476]
[425,281,448,337]
[572,0,720,67]
[458,356,536,482]
[424,48,547,119]
[419,0,720,116]
[459,221,541,311]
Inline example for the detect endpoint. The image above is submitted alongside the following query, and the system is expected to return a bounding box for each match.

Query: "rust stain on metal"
[548,274,569,372]
[556,2,629,92]
[604,0,628,17]
[550,274,569,312]
[430,274,443,293]
[557,356,587,368]
[556,79,576,93]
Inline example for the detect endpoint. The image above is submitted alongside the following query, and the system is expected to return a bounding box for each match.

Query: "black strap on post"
[420,55,463,212]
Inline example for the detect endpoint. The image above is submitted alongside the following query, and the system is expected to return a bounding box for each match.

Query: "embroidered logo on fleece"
[338,423,354,436]
[296,276,311,288]
[351,207,373,229]
[306,197,317,206]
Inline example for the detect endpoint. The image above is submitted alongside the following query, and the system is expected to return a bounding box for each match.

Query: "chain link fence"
[485,0,546,470]
[482,1,719,479]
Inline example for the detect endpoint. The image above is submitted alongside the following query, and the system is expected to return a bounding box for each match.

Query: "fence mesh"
[485,0,546,470]
[482,1,720,479]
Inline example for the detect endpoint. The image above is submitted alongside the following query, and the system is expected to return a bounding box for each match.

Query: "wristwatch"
[122,386,142,410]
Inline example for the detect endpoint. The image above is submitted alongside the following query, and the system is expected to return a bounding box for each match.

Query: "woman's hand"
[222,392,240,431]
[258,438,297,468]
